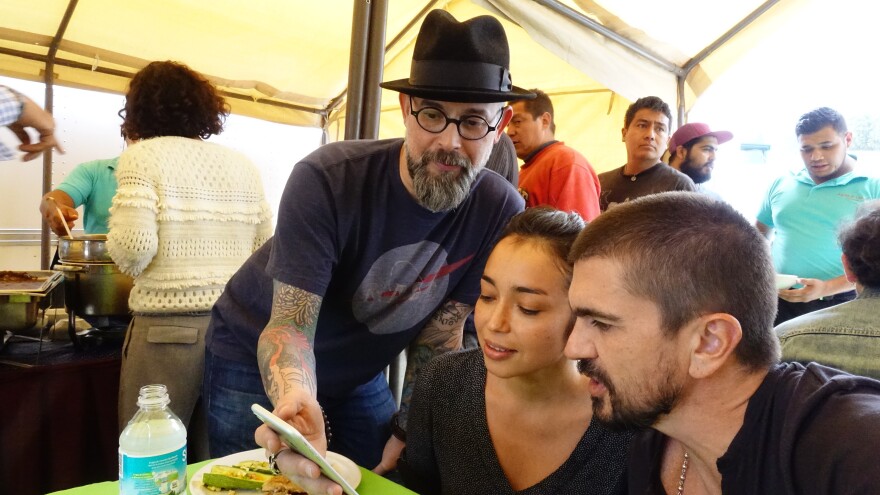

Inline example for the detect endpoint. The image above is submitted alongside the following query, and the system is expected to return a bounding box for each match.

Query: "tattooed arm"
[255,279,344,495]
[373,299,471,474]
[400,299,471,424]
[258,279,323,403]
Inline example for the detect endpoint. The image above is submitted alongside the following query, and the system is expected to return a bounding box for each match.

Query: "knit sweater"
[107,136,273,313]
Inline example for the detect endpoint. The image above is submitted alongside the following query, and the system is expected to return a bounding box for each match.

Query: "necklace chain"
[677,451,689,495]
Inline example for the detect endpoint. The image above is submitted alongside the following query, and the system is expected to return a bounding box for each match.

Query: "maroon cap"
[668,123,733,153]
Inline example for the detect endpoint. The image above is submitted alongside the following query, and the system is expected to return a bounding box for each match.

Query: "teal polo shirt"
[56,157,119,234]
[757,168,880,280]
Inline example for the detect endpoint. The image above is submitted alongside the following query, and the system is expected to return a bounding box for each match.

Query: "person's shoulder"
[121,136,191,163]
[429,347,480,372]
[775,302,854,336]
[761,172,794,196]
[783,363,880,444]
[660,163,695,184]
[547,142,591,165]
[775,316,822,338]
[73,156,119,169]
[417,349,480,386]
[301,138,403,168]
[597,166,623,181]
[473,168,524,204]
[859,172,880,196]
[774,361,880,401]
[63,157,118,183]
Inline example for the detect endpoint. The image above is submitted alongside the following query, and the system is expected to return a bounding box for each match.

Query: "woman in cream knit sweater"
[108,61,273,454]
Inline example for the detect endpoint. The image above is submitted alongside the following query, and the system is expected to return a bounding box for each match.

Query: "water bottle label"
[119,445,187,495]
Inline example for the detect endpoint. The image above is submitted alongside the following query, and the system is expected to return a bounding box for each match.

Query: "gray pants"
[118,313,211,458]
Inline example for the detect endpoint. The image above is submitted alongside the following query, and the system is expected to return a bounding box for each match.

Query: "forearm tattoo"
[399,300,470,428]
[258,280,322,403]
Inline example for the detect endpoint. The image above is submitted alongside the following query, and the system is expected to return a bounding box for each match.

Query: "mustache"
[422,149,472,169]
[577,359,611,389]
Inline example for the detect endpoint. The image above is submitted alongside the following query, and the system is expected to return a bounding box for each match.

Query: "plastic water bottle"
[119,384,187,495]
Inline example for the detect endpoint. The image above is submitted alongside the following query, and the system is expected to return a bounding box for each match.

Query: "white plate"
[188,448,362,494]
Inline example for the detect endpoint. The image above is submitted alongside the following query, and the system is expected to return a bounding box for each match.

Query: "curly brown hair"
[840,200,880,289]
[120,61,229,140]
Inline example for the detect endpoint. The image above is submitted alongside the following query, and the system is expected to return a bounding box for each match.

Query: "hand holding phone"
[251,403,360,495]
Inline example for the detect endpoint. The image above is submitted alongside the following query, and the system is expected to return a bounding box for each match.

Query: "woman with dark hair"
[399,207,631,494]
[107,61,273,454]
[777,200,880,379]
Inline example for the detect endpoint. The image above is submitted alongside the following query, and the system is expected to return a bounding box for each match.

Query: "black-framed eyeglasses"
[409,96,504,140]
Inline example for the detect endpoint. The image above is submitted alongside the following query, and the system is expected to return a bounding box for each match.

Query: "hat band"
[410,60,512,92]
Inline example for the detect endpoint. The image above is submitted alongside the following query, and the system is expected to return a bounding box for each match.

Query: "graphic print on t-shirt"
[353,241,474,335]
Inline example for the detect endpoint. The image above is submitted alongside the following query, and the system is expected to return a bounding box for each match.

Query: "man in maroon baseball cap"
[667,122,733,184]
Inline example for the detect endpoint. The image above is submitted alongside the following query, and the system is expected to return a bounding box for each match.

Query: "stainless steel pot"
[58,234,113,263]
[56,262,133,316]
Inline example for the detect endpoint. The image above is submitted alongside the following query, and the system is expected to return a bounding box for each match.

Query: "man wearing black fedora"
[206,9,532,491]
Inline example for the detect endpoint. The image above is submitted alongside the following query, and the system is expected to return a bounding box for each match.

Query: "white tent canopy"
[0,0,823,170]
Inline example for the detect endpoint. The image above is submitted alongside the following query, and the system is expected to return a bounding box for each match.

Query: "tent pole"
[360,0,388,139]
[40,0,79,270]
[325,1,440,140]
[345,0,372,140]
[533,0,681,75]
[682,0,781,74]
[675,0,780,122]
[676,75,686,129]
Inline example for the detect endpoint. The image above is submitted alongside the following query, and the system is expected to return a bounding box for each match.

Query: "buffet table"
[48,459,418,495]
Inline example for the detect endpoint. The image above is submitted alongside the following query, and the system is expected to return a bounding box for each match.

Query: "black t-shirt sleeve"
[789,378,880,494]
[268,161,338,295]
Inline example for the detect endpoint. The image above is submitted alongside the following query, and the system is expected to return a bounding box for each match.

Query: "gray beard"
[405,145,480,212]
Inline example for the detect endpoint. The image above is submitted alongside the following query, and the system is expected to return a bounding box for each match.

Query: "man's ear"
[493,105,513,143]
[842,253,858,283]
[540,111,552,130]
[621,127,627,142]
[687,313,742,379]
[675,146,687,161]
[399,93,409,121]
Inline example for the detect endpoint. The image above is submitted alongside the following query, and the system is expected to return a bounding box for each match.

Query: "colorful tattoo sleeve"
[257,280,323,403]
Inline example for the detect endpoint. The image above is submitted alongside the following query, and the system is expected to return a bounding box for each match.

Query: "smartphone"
[251,403,360,495]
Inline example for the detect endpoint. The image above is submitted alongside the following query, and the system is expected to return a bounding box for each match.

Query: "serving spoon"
[47,197,74,238]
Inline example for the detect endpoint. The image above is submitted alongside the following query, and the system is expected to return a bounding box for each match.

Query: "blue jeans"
[203,349,396,468]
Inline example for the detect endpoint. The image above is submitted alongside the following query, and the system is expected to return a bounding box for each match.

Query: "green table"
[48,459,418,495]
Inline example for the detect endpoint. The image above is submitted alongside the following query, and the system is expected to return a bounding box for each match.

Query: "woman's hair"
[839,200,880,289]
[120,60,229,140]
[499,206,585,286]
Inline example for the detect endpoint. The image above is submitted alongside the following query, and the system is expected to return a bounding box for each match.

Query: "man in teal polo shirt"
[39,156,118,235]
[756,107,880,325]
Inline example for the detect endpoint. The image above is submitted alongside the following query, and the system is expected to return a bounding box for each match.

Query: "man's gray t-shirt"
[598,163,695,211]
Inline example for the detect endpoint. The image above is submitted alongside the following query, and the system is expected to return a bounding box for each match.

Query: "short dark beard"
[577,358,681,431]
[405,146,479,212]
[679,156,712,184]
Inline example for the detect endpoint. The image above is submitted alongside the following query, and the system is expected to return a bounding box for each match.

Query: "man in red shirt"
[507,89,601,221]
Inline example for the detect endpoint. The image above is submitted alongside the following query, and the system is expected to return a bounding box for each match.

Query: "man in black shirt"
[565,192,880,494]
[596,96,694,211]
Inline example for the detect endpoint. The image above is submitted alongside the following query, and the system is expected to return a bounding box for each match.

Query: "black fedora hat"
[380,10,535,103]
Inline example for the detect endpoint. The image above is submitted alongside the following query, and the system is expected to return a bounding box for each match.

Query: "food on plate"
[0,271,38,282]
[201,460,306,494]
[262,475,308,495]
[236,460,276,474]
